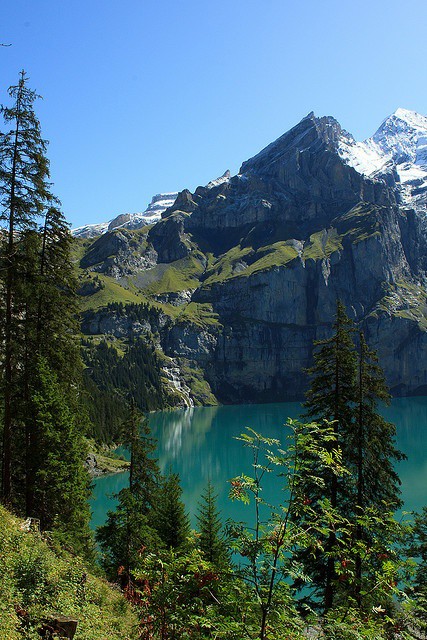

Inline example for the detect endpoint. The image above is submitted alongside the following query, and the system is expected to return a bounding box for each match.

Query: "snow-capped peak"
[337,107,427,212]
[72,192,178,238]
[392,108,427,131]
[372,108,427,166]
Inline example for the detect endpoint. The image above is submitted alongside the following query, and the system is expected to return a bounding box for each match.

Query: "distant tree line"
[82,337,166,443]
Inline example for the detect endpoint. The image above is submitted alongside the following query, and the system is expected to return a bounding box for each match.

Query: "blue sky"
[2,0,426,229]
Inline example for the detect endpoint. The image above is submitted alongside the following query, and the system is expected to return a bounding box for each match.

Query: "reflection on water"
[91,397,427,530]
[386,396,427,513]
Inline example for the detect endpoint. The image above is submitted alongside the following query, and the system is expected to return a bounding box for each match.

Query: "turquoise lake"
[90,397,427,530]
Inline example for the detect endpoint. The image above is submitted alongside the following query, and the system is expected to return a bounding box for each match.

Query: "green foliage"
[195,481,229,568]
[82,337,166,442]
[97,407,162,583]
[0,505,139,640]
[228,421,414,639]
[30,358,94,559]
[97,489,162,583]
[228,420,347,640]
[0,72,93,561]
[1,70,58,505]
[405,507,427,633]
[133,545,249,640]
[294,301,409,620]
[154,470,191,551]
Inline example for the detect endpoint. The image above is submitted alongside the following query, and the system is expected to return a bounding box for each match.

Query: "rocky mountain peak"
[337,108,427,213]
[372,108,427,165]
[239,111,355,179]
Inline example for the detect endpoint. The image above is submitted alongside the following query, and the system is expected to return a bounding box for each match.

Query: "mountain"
[338,108,427,211]
[75,109,427,407]
[72,192,179,238]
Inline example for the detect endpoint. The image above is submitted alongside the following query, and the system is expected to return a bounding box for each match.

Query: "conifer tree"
[30,357,93,558]
[97,405,162,582]
[408,507,427,633]
[350,332,405,606]
[0,70,56,504]
[301,299,357,610]
[154,470,190,551]
[295,302,405,615]
[1,72,93,556]
[196,480,229,568]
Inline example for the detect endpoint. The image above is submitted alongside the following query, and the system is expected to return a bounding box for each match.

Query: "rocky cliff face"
[76,110,427,403]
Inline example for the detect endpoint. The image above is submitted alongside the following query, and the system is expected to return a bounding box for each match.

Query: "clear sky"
[2,0,426,229]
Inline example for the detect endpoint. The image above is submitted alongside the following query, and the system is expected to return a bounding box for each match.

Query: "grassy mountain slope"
[0,506,138,640]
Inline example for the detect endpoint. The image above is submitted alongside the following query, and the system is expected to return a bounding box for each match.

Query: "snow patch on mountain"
[72,192,179,238]
[72,170,234,239]
[72,221,110,239]
[338,108,427,211]
[206,169,231,189]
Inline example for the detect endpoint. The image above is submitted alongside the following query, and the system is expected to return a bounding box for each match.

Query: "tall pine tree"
[196,480,229,568]
[0,70,55,504]
[350,332,405,607]
[1,72,93,556]
[154,470,190,552]
[97,406,162,583]
[302,300,357,611]
[295,301,405,615]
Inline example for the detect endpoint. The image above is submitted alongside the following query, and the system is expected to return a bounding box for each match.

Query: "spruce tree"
[196,480,229,568]
[97,406,162,583]
[22,205,83,517]
[30,358,93,558]
[295,302,405,615]
[350,332,405,607]
[301,299,357,611]
[154,470,190,551]
[1,72,93,556]
[408,507,427,633]
[0,70,55,504]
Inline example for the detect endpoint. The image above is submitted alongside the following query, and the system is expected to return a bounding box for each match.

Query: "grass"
[0,505,139,640]
[176,302,221,328]
[203,241,299,285]
[71,237,97,263]
[203,245,254,284]
[335,202,382,244]
[180,365,218,405]
[370,280,427,331]
[303,228,343,260]
[142,253,206,295]
[90,453,130,475]
[243,241,299,276]
[78,274,148,311]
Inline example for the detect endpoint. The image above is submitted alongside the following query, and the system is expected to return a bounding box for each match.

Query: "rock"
[148,212,192,263]
[108,213,132,231]
[77,110,427,403]
[154,289,195,306]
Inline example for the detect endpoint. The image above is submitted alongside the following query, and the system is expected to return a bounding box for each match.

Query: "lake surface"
[90,397,427,530]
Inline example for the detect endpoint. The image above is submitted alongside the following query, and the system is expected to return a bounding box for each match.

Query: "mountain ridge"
[74,108,427,236]
[75,108,427,407]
